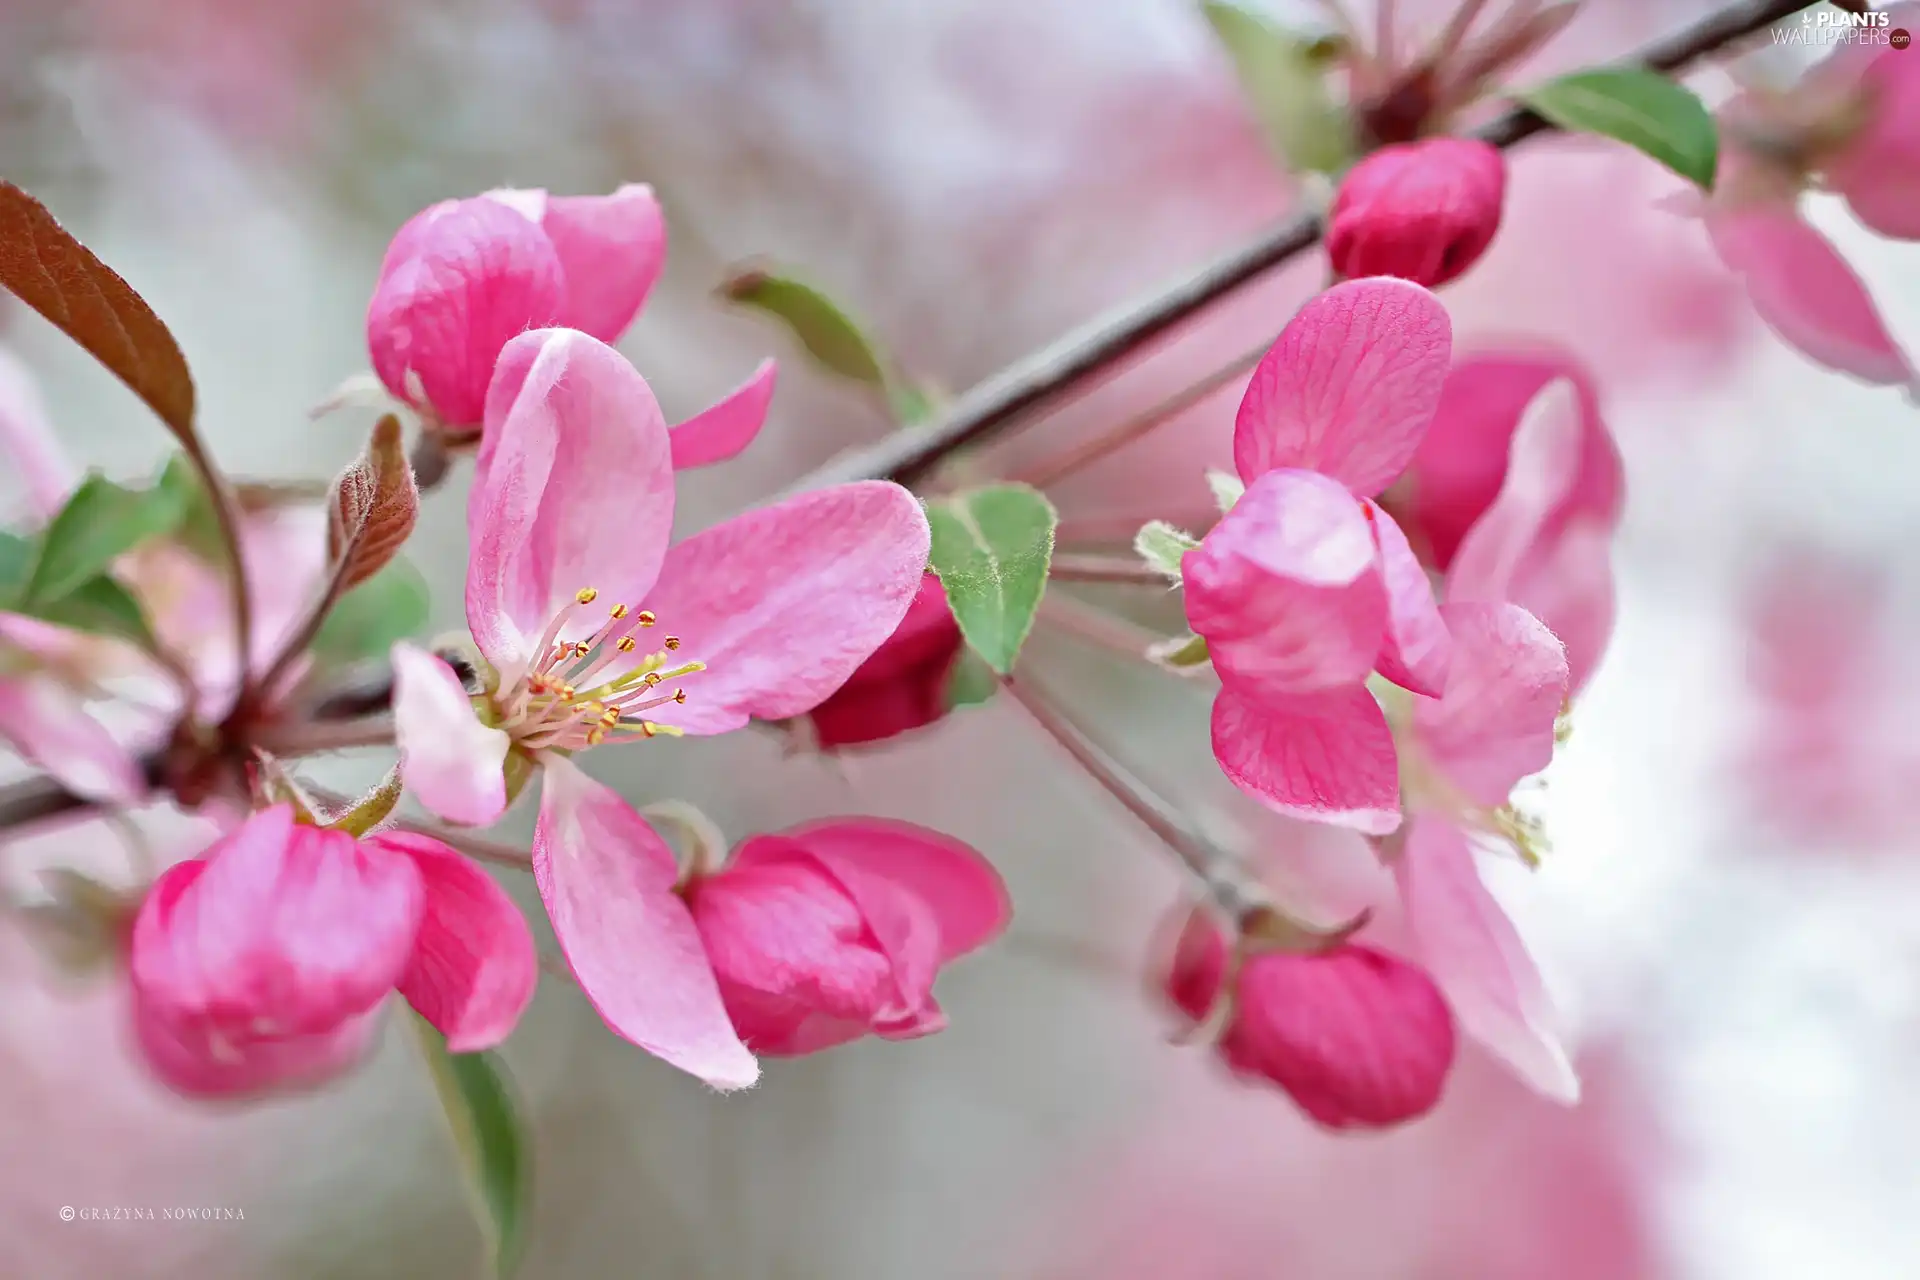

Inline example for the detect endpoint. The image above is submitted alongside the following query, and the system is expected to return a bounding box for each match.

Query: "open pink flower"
[684,817,1009,1054]
[128,805,535,1098]
[392,327,930,1088]
[802,572,964,750]
[1385,601,1576,1103]
[367,185,779,458]
[1189,277,1453,835]
[1163,906,1456,1130]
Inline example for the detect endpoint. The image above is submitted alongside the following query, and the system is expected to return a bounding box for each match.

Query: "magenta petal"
[1413,603,1567,808]
[1367,503,1451,698]
[0,347,77,521]
[537,184,668,342]
[391,642,509,827]
[669,360,779,470]
[1211,685,1402,835]
[1183,469,1387,699]
[778,817,1011,963]
[466,329,675,670]
[375,831,537,1052]
[1233,277,1452,496]
[366,198,566,426]
[635,481,931,735]
[134,988,386,1099]
[1395,814,1577,1102]
[532,758,758,1089]
[0,677,146,804]
[1708,206,1915,386]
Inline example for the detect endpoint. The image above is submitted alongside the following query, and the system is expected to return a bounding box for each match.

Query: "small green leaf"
[310,557,430,664]
[1206,469,1245,513]
[1519,67,1718,189]
[25,471,187,605]
[886,381,939,427]
[410,1016,530,1278]
[25,574,156,649]
[1134,521,1199,580]
[943,649,1001,710]
[155,454,228,563]
[721,268,888,385]
[1148,632,1212,673]
[1202,1,1354,176]
[925,483,1058,676]
[0,531,35,598]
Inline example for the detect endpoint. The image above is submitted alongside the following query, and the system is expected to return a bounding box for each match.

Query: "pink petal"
[1367,502,1451,698]
[1183,469,1387,699]
[1827,49,1920,240]
[1708,206,1915,387]
[1233,277,1452,496]
[366,198,566,426]
[777,817,1011,963]
[536,184,668,342]
[374,830,538,1052]
[466,329,675,672]
[0,346,76,521]
[1395,814,1578,1102]
[633,482,932,735]
[391,642,510,827]
[1211,685,1402,836]
[134,984,386,1100]
[669,359,779,470]
[0,677,147,804]
[531,758,758,1089]
[1506,520,1616,696]
[1412,603,1567,808]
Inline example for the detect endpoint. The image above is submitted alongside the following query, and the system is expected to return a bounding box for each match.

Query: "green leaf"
[721,268,888,386]
[410,1016,531,1278]
[925,483,1058,676]
[1202,1,1354,176]
[886,381,938,427]
[1147,632,1212,674]
[0,531,34,598]
[1205,469,1245,514]
[310,556,430,664]
[326,767,403,837]
[1519,67,1718,189]
[1134,521,1199,581]
[943,649,1001,710]
[155,454,228,563]
[25,471,188,605]
[0,530,157,650]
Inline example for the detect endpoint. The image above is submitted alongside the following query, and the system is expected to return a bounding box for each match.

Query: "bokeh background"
[3,0,1919,1275]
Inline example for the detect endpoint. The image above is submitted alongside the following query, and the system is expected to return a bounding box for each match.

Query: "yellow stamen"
[663,636,682,651]
[575,587,599,605]
[609,603,629,620]
[636,611,657,627]
[616,637,636,652]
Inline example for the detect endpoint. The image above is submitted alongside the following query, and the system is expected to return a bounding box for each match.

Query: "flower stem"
[1048,554,1170,585]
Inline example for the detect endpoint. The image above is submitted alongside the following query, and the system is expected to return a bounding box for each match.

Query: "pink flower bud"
[128,806,536,1098]
[1164,908,1456,1130]
[366,184,665,427]
[1326,139,1507,288]
[804,573,964,749]
[685,818,1008,1056]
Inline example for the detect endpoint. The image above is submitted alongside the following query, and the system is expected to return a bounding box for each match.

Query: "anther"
[636,611,657,627]
[587,728,606,746]
[616,637,636,652]
[641,722,658,738]
[663,636,682,651]
[576,588,599,605]
[643,672,663,687]
[609,603,629,619]
[673,689,687,704]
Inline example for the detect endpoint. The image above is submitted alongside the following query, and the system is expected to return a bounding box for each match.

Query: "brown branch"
[777,0,1816,495]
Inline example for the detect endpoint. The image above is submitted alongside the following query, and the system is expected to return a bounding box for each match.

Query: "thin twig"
[1039,593,1174,659]
[253,718,397,755]
[183,442,256,713]
[305,784,534,870]
[777,0,1815,495]
[1049,554,1171,585]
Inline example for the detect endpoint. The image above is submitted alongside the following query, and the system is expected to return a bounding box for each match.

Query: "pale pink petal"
[1447,378,1585,606]
[1708,206,1914,386]
[366,198,566,426]
[1233,277,1452,496]
[539,184,668,342]
[1211,685,1402,836]
[632,482,931,735]
[1412,603,1567,808]
[1183,469,1387,699]
[375,831,537,1052]
[1506,519,1616,695]
[669,360,779,470]
[532,758,758,1089]
[466,329,675,671]
[777,817,1011,962]
[391,642,510,827]
[0,346,76,520]
[0,677,146,804]
[1367,502,1451,698]
[1396,814,1578,1102]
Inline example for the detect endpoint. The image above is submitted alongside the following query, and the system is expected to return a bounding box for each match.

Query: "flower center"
[495,587,706,753]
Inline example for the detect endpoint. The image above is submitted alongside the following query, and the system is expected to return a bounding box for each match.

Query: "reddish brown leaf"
[0,182,197,441]
[327,414,418,590]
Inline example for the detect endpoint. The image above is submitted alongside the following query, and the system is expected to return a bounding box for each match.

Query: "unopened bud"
[1326,138,1506,288]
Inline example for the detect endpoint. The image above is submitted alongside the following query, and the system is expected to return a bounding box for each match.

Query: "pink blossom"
[367,185,779,456]
[128,805,536,1098]
[1188,277,1453,835]
[1326,139,1507,288]
[684,817,1009,1054]
[1162,906,1456,1130]
[802,572,965,750]
[392,327,931,1088]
